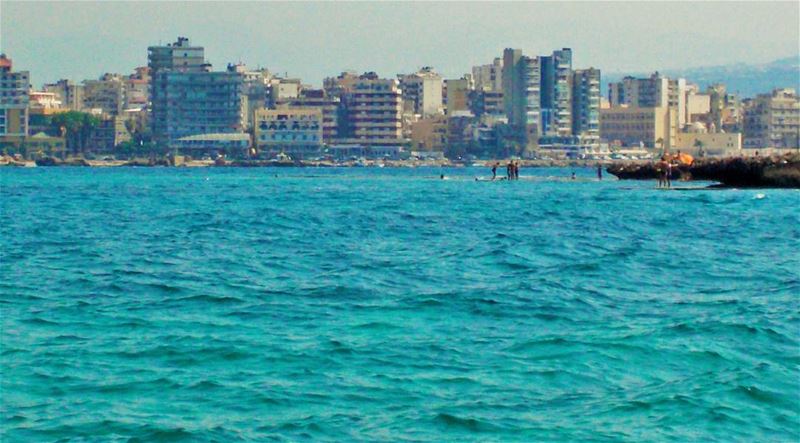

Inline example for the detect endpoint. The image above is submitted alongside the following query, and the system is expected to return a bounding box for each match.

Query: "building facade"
[148,37,244,147]
[254,108,323,158]
[673,132,742,157]
[88,116,132,152]
[43,79,84,111]
[609,73,670,108]
[0,54,30,143]
[600,105,675,149]
[125,67,150,109]
[540,48,572,136]
[83,73,127,116]
[445,77,472,115]
[280,89,340,144]
[571,68,601,142]
[399,67,443,117]
[410,115,447,152]
[337,73,403,147]
[502,48,540,143]
[743,88,800,149]
[472,58,503,92]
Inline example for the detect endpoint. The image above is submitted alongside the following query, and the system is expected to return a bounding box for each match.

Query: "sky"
[2,1,799,88]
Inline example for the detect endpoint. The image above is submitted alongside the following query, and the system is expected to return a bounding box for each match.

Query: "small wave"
[734,385,788,407]
[433,413,499,432]
[186,380,225,390]
[21,317,60,326]
[411,297,445,307]
[176,294,245,304]
[128,425,197,442]
[506,337,571,352]
[353,321,399,330]
[143,282,184,294]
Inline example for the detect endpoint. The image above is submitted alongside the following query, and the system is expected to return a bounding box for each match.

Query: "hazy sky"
[2,1,799,87]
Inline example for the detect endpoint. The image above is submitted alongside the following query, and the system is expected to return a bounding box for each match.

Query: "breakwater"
[607,154,800,188]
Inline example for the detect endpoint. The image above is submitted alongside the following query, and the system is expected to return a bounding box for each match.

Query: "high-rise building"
[472,58,503,92]
[540,48,572,136]
[83,73,126,116]
[668,78,688,128]
[0,54,29,143]
[708,84,742,133]
[502,48,540,143]
[147,37,207,74]
[571,68,601,142]
[743,88,800,149]
[468,90,504,117]
[147,37,244,147]
[398,67,443,117]
[43,79,84,111]
[608,72,687,138]
[336,72,403,146]
[445,77,472,115]
[608,73,670,108]
[125,67,150,109]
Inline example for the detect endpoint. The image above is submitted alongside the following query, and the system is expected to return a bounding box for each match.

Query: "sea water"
[1,167,798,442]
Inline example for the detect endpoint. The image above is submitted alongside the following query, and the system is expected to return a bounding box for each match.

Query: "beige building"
[83,73,127,116]
[708,84,742,133]
[279,89,340,144]
[608,73,690,130]
[410,115,447,152]
[743,88,800,149]
[399,67,443,117]
[336,73,404,146]
[44,79,84,111]
[254,108,323,158]
[686,93,711,123]
[125,67,150,109]
[673,132,742,157]
[445,77,472,115]
[600,105,676,149]
[472,58,503,92]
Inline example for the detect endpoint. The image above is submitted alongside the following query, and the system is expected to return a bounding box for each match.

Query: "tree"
[50,111,100,156]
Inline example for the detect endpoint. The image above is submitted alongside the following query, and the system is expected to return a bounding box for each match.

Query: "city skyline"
[2,1,799,88]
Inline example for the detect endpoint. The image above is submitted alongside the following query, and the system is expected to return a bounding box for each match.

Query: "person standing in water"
[597,164,603,180]
[665,160,672,188]
[656,156,668,188]
[491,162,498,180]
[513,161,519,180]
[507,161,513,180]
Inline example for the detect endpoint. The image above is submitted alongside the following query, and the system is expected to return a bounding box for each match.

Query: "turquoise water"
[1,167,799,442]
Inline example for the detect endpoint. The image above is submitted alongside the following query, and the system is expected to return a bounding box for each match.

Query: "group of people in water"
[655,150,692,188]
[487,161,604,182]
[490,161,521,180]
[655,156,674,188]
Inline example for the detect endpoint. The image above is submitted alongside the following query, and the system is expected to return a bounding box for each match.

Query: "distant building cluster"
[1,37,798,161]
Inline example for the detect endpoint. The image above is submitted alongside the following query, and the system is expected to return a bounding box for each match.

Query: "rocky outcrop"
[607,154,800,188]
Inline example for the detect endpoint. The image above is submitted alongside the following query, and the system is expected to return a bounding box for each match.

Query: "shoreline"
[1,157,634,169]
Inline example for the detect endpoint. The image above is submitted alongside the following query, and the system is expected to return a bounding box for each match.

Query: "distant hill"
[603,56,800,98]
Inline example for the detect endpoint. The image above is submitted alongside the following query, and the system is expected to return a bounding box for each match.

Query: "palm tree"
[51,111,100,156]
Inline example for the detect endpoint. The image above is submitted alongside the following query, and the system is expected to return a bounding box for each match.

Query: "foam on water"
[1,167,799,442]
